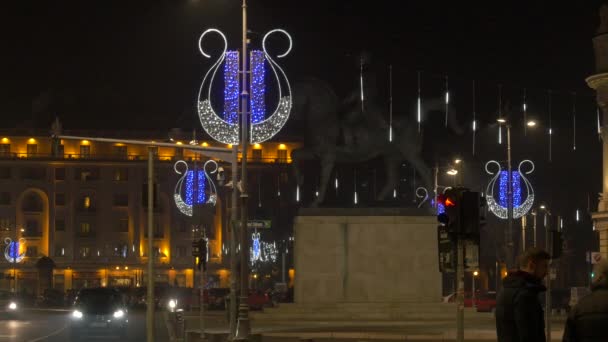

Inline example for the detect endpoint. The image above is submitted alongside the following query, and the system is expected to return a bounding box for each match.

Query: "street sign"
[464,240,479,271]
[438,225,455,273]
[231,220,272,229]
[591,252,602,265]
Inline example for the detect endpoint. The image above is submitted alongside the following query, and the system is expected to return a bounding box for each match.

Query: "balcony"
[0,152,292,164]
[75,231,96,238]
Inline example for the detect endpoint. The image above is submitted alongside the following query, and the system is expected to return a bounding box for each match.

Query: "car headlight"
[168,299,177,310]
[113,309,125,319]
[8,302,17,310]
[72,310,83,319]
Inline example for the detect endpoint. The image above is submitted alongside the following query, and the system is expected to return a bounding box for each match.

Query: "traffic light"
[192,239,201,257]
[461,191,480,237]
[436,187,481,237]
[437,188,463,233]
[195,239,207,271]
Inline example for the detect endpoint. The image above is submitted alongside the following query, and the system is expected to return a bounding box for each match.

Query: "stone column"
[587,4,608,260]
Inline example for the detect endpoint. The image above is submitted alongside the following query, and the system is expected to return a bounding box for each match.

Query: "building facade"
[0,128,300,295]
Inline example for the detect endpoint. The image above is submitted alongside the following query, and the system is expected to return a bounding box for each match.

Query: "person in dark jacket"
[562,259,608,342]
[496,247,550,342]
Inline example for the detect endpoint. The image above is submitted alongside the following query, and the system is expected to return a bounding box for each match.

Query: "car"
[0,290,21,319]
[443,291,474,307]
[70,287,128,339]
[206,288,230,310]
[475,291,497,312]
[247,290,272,310]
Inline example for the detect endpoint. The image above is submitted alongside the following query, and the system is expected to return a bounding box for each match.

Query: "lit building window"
[80,145,90,158]
[80,222,90,234]
[79,247,90,258]
[83,196,91,209]
[26,143,38,157]
[0,144,10,156]
[277,149,287,163]
[252,149,262,161]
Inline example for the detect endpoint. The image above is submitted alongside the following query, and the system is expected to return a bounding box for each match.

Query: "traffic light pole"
[545,215,552,342]
[456,237,464,342]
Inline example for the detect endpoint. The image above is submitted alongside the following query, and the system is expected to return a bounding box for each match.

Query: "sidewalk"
[167,311,567,341]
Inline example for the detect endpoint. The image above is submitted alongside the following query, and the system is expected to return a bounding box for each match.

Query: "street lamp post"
[235,0,251,339]
[472,270,478,308]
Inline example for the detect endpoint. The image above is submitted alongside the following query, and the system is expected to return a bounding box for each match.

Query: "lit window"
[26,144,38,157]
[80,222,90,234]
[83,196,90,209]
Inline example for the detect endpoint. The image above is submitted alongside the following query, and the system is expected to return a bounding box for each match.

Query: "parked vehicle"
[475,291,497,312]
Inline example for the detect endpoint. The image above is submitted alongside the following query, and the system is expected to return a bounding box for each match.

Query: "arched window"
[21,192,43,212]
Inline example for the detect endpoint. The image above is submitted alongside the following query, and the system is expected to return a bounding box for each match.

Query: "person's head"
[592,259,608,286]
[518,247,551,280]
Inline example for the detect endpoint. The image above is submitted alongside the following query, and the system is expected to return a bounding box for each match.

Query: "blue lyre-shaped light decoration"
[485,160,535,220]
[252,232,261,262]
[223,51,239,125]
[4,238,25,263]
[250,50,266,124]
[498,171,522,208]
[185,170,207,205]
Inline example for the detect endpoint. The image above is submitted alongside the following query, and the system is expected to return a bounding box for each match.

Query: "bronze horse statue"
[290,78,463,207]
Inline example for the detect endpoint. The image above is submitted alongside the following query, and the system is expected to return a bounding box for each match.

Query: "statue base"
[293,208,440,304]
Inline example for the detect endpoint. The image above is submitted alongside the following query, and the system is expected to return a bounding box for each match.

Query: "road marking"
[0,335,16,338]
[27,324,68,342]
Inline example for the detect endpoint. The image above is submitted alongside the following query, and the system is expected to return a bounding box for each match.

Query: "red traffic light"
[437,195,456,207]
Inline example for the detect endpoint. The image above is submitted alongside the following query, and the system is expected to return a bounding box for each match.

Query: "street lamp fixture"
[526,120,537,127]
[540,204,546,210]
[454,159,462,164]
[497,118,507,124]
[473,270,479,277]
[446,169,458,176]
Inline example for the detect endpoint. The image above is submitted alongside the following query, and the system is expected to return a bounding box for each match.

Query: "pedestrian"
[495,247,550,342]
[562,258,608,342]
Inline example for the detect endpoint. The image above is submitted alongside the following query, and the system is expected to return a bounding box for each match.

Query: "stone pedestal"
[293,208,441,304]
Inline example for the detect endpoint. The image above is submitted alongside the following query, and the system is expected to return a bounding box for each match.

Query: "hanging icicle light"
[498,85,503,145]
[353,169,358,205]
[360,55,365,112]
[389,65,393,142]
[576,209,580,222]
[417,71,422,132]
[472,80,477,155]
[523,88,527,136]
[393,189,397,198]
[444,76,449,128]
[548,90,553,162]
[572,92,577,151]
[296,185,300,202]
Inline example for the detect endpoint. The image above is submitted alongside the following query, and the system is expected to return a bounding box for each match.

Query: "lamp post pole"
[506,124,514,268]
[229,146,238,338]
[235,0,251,339]
[146,148,155,342]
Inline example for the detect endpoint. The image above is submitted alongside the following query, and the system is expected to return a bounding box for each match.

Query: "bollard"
[175,309,185,339]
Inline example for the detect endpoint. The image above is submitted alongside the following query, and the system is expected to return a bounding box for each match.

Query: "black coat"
[495,270,547,342]
[563,285,608,342]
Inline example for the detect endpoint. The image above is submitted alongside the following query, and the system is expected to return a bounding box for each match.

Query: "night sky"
[1,1,606,228]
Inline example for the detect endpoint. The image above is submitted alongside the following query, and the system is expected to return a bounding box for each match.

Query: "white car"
[0,290,21,318]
